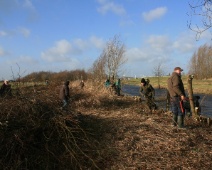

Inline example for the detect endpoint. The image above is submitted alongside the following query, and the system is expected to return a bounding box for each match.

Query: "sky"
[0,0,211,80]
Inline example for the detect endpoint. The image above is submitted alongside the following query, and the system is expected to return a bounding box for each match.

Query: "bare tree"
[89,35,127,83]
[188,0,212,40]
[188,43,212,79]
[153,61,165,88]
[89,52,107,82]
[103,35,127,81]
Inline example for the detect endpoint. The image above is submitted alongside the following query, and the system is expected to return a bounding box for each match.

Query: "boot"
[177,116,185,128]
[172,114,178,126]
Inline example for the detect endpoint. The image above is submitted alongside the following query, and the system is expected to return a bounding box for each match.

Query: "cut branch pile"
[0,84,101,170]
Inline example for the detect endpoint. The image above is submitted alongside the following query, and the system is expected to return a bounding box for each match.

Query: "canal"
[122,84,212,118]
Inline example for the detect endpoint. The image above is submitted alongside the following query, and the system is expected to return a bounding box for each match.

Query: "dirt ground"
[72,88,212,170]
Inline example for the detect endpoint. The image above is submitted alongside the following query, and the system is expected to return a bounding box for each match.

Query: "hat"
[141,78,146,83]
[174,67,183,71]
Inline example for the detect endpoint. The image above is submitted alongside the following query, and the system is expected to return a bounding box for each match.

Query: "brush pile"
[0,83,101,170]
[1,80,212,169]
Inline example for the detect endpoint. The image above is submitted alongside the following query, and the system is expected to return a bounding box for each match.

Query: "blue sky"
[0,0,211,80]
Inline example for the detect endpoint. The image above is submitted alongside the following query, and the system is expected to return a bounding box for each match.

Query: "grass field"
[1,75,212,94]
[122,76,212,94]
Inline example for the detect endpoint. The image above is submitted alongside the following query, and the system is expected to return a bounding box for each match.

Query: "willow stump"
[187,75,198,120]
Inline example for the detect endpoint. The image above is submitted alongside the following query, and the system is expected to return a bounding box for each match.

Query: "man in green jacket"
[167,67,186,128]
[140,78,156,111]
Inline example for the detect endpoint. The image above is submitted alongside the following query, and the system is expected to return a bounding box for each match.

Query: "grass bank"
[122,76,212,94]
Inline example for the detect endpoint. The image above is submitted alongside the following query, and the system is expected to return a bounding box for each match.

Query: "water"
[122,84,212,118]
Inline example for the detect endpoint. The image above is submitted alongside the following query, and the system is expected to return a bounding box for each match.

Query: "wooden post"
[187,75,198,119]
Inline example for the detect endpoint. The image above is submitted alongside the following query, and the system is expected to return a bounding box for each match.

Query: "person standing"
[140,78,156,111]
[0,80,12,97]
[104,79,111,88]
[59,80,70,110]
[79,80,85,89]
[115,78,121,96]
[167,67,186,128]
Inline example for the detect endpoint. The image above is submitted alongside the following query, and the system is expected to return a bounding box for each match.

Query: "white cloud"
[126,33,196,63]
[89,36,105,49]
[41,37,105,63]
[18,55,38,64]
[72,36,104,50]
[0,27,30,38]
[73,38,89,51]
[41,40,73,62]
[126,47,148,62]
[173,32,197,53]
[142,7,167,22]
[97,0,126,16]
[146,35,172,53]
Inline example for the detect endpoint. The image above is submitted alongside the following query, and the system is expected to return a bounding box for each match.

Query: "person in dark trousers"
[115,78,121,96]
[0,80,12,97]
[167,67,186,128]
[59,80,70,110]
[140,78,156,111]
[79,80,85,89]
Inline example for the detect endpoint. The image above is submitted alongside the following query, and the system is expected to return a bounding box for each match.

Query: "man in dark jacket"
[167,67,186,128]
[140,78,156,111]
[79,80,85,89]
[0,80,12,97]
[59,80,70,110]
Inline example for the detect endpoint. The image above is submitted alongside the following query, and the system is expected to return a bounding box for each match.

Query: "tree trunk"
[187,75,198,119]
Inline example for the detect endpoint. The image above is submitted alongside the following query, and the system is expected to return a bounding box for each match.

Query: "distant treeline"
[188,43,212,80]
[19,69,89,82]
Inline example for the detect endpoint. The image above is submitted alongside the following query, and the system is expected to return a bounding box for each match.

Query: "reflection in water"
[122,84,212,118]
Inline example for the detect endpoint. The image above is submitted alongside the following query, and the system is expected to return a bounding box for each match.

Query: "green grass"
[1,77,212,94]
[122,76,212,94]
